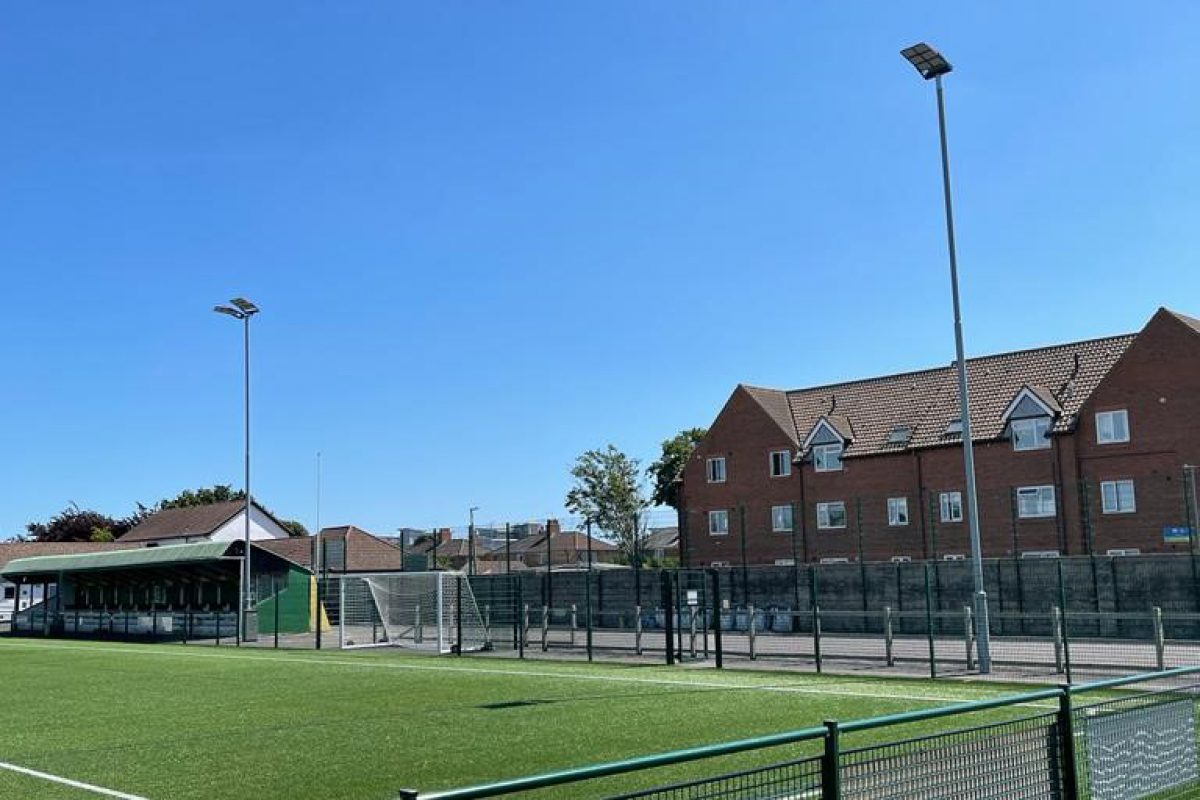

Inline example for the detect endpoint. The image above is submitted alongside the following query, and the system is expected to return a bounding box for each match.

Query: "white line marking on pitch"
[0,640,1055,708]
[0,760,149,799]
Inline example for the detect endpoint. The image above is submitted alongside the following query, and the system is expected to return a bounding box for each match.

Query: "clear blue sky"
[3,3,1199,539]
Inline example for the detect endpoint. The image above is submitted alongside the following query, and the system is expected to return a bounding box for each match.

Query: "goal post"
[336,572,489,654]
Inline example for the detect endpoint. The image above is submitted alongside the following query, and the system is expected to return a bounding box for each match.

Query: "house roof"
[644,527,680,549]
[508,532,617,553]
[117,500,245,543]
[1167,308,1200,334]
[1,541,236,579]
[780,332,1137,459]
[0,541,140,573]
[742,386,800,445]
[261,525,406,572]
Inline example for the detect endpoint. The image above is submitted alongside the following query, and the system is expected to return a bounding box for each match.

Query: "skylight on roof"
[945,419,963,435]
[886,425,913,445]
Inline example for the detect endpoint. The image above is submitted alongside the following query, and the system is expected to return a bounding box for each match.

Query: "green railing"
[398,665,1200,800]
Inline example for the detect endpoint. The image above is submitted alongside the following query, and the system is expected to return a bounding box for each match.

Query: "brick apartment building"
[681,308,1200,567]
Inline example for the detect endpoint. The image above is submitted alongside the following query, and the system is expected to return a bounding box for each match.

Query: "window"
[890,556,912,563]
[943,553,966,561]
[2,585,13,600]
[886,425,913,445]
[939,492,963,523]
[1096,410,1130,444]
[770,450,792,477]
[771,505,794,532]
[710,560,730,567]
[813,444,843,472]
[708,510,729,536]
[887,497,909,526]
[1101,479,1136,514]
[1107,548,1141,556]
[774,558,796,566]
[945,419,963,435]
[1016,485,1056,518]
[816,501,847,529]
[1012,417,1051,451]
[706,457,726,483]
[820,557,850,564]
[1020,550,1060,559]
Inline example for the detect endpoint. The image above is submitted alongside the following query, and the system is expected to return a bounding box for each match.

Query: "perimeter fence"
[397,665,1200,800]
[470,555,1200,682]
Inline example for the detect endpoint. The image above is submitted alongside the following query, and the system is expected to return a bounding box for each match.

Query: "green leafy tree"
[157,485,246,510]
[280,519,309,538]
[647,427,707,510]
[565,445,648,563]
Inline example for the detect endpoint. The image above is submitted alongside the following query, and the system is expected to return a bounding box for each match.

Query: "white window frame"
[708,509,729,536]
[939,492,963,523]
[943,553,966,561]
[710,560,730,568]
[1100,479,1137,514]
[890,555,912,563]
[1016,485,1057,519]
[706,457,726,483]
[887,497,909,527]
[771,504,794,532]
[1011,417,1051,451]
[819,557,850,564]
[816,501,847,530]
[813,443,843,472]
[1095,410,1130,445]
[774,558,796,566]
[769,450,792,478]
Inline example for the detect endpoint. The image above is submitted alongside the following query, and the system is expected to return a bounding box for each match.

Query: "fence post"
[585,567,594,663]
[415,604,423,644]
[884,606,894,667]
[689,606,698,659]
[541,605,549,652]
[1057,688,1080,800]
[1153,606,1165,671]
[748,604,757,660]
[964,605,975,671]
[635,605,643,655]
[1057,559,1073,684]
[339,575,346,650]
[925,562,937,679]
[273,573,280,649]
[456,575,463,656]
[570,604,577,649]
[711,570,723,670]
[520,603,528,658]
[662,571,675,667]
[1052,606,1064,673]
[811,565,822,674]
[821,720,841,800]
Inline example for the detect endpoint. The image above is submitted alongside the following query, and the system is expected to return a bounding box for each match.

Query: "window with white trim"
[710,560,730,567]
[813,444,843,472]
[2,585,13,600]
[771,504,794,532]
[1101,479,1136,514]
[939,492,963,523]
[1096,410,1130,444]
[774,558,796,566]
[706,457,726,483]
[887,497,909,526]
[1016,485,1056,518]
[708,510,729,535]
[816,501,847,529]
[1012,417,1051,451]
[770,450,792,477]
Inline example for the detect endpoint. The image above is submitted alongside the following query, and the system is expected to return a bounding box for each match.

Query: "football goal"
[335,572,489,654]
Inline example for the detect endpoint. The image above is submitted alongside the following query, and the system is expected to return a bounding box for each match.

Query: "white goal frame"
[335,571,488,654]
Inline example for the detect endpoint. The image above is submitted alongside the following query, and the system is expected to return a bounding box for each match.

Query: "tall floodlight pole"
[468,506,480,576]
[901,43,991,673]
[214,297,260,645]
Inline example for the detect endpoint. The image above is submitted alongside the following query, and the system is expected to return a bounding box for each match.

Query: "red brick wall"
[683,310,1200,567]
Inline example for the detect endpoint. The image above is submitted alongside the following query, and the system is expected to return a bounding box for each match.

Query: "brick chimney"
[545,519,562,537]
[437,527,453,544]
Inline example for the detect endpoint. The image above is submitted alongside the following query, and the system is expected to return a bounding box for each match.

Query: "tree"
[647,427,707,510]
[280,519,309,538]
[26,504,135,543]
[157,485,246,510]
[565,445,648,562]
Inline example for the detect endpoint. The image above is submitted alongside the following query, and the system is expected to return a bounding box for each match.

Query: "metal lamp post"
[468,506,480,576]
[214,297,260,645]
[900,42,992,673]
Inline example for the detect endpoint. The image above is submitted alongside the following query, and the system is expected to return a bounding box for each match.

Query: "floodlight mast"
[214,297,260,645]
[901,42,992,674]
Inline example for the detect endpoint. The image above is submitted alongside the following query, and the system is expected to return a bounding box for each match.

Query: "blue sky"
[3,3,1199,538]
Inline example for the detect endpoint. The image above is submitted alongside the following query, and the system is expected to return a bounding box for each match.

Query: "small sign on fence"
[1163,526,1195,543]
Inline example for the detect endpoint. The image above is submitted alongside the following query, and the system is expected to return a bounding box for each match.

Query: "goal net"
[335,572,489,653]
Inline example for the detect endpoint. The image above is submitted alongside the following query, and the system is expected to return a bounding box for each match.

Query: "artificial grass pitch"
[0,638,1040,799]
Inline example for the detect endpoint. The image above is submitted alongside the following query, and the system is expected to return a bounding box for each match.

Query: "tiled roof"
[257,526,405,572]
[508,532,617,553]
[742,386,800,445]
[644,527,679,549]
[782,333,1137,458]
[118,501,243,543]
[0,541,141,572]
[1169,309,1200,335]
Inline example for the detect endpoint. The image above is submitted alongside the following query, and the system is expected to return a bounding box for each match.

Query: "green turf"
[0,637,1055,800]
